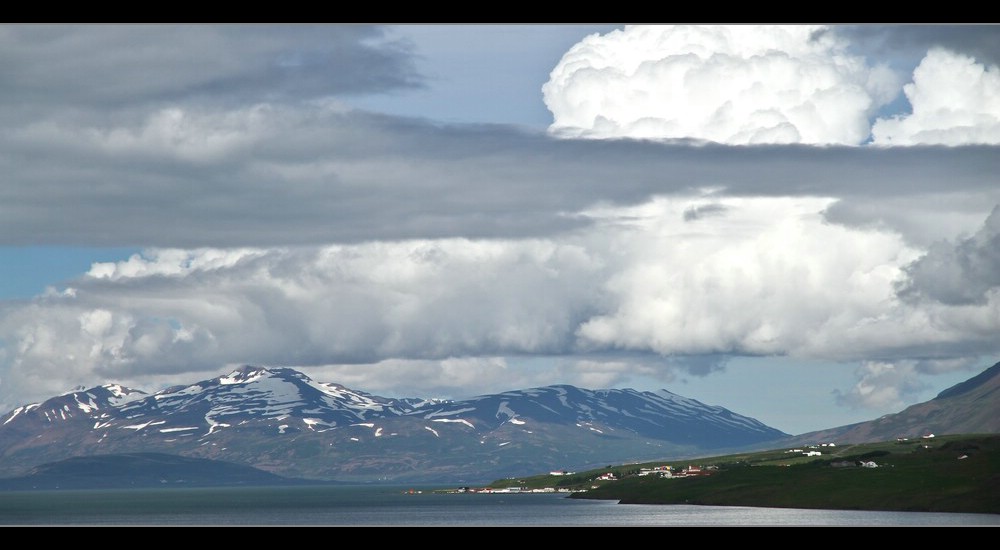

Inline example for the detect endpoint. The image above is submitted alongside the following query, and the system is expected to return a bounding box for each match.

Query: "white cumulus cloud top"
[872,48,1000,145]
[543,25,899,145]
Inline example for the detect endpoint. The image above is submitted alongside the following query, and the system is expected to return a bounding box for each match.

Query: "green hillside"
[489,434,1000,514]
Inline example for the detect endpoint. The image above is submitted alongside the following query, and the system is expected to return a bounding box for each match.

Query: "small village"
[444,432,960,495]
[455,436,907,495]
[449,462,723,495]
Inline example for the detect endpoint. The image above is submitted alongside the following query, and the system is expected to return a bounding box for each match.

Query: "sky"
[1,24,999,435]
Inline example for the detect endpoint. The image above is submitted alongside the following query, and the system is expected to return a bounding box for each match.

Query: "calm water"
[0,485,996,526]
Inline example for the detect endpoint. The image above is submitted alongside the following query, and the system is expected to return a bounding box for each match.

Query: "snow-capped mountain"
[1,383,147,434]
[117,366,420,434]
[412,384,785,448]
[0,366,788,482]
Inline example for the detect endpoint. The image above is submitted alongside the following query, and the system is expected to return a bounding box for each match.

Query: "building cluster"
[456,486,575,494]
[635,464,717,478]
[784,443,836,457]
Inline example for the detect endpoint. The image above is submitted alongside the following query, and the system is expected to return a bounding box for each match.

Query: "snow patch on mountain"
[312,381,395,413]
[104,384,148,406]
[219,368,266,385]
[302,418,333,429]
[214,376,305,414]
[3,405,31,425]
[121,420,165,431]
[553,387,571,409]
[205,415,230,435]
[424,407,476,419]
[496,401,517,421]
[154,384,204,400]
[432,418,475,429]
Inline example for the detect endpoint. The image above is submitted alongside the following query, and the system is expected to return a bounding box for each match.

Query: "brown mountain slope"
[791,361,1000,445]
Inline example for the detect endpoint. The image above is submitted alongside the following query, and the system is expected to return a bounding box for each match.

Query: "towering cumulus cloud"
[543,25,899,145]
[872,48,1000,145]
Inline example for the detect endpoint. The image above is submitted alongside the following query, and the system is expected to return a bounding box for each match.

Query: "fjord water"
[0,485,997,526]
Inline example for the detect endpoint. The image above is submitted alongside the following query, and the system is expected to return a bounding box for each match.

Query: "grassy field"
[489,434,1000,514]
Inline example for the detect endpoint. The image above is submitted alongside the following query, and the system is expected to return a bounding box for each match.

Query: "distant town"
[444,436,948,495]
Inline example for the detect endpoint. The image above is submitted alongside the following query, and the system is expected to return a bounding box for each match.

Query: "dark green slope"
[570,435,1000,514]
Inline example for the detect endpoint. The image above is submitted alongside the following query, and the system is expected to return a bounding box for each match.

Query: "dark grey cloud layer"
[2,108,998,247]
[837,25,1000,67]
[0,25,419,117]
[897,205,1000,305]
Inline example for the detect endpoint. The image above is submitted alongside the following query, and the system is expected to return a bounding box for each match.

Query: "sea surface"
[0,485,996,526]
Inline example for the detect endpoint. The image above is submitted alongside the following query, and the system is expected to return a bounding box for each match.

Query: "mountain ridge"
[787,361,1000,446]
[0,366,788,483]
[935,361,1000,400]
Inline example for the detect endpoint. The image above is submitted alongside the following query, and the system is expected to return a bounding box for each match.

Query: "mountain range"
[0,366,787,483]
[3,361,997,484]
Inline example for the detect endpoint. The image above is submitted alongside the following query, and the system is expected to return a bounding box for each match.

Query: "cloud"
[2,104,999,248]
[872,49,1000,145]
[834,360,930,409]
[555,355,716,389]
[574,196,925,359]
[543,25,900,145]
[301,357,520,399]
[821,193,998,249]
[895,205,1000,305]
[1,26,997,250]
[683,203,728,222]
[837,25,1000,68]
[0,25,420,120]
[834,357,981,409]
[303,356,683,399]
[4,198,1000,409]
[0,239,607,405]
